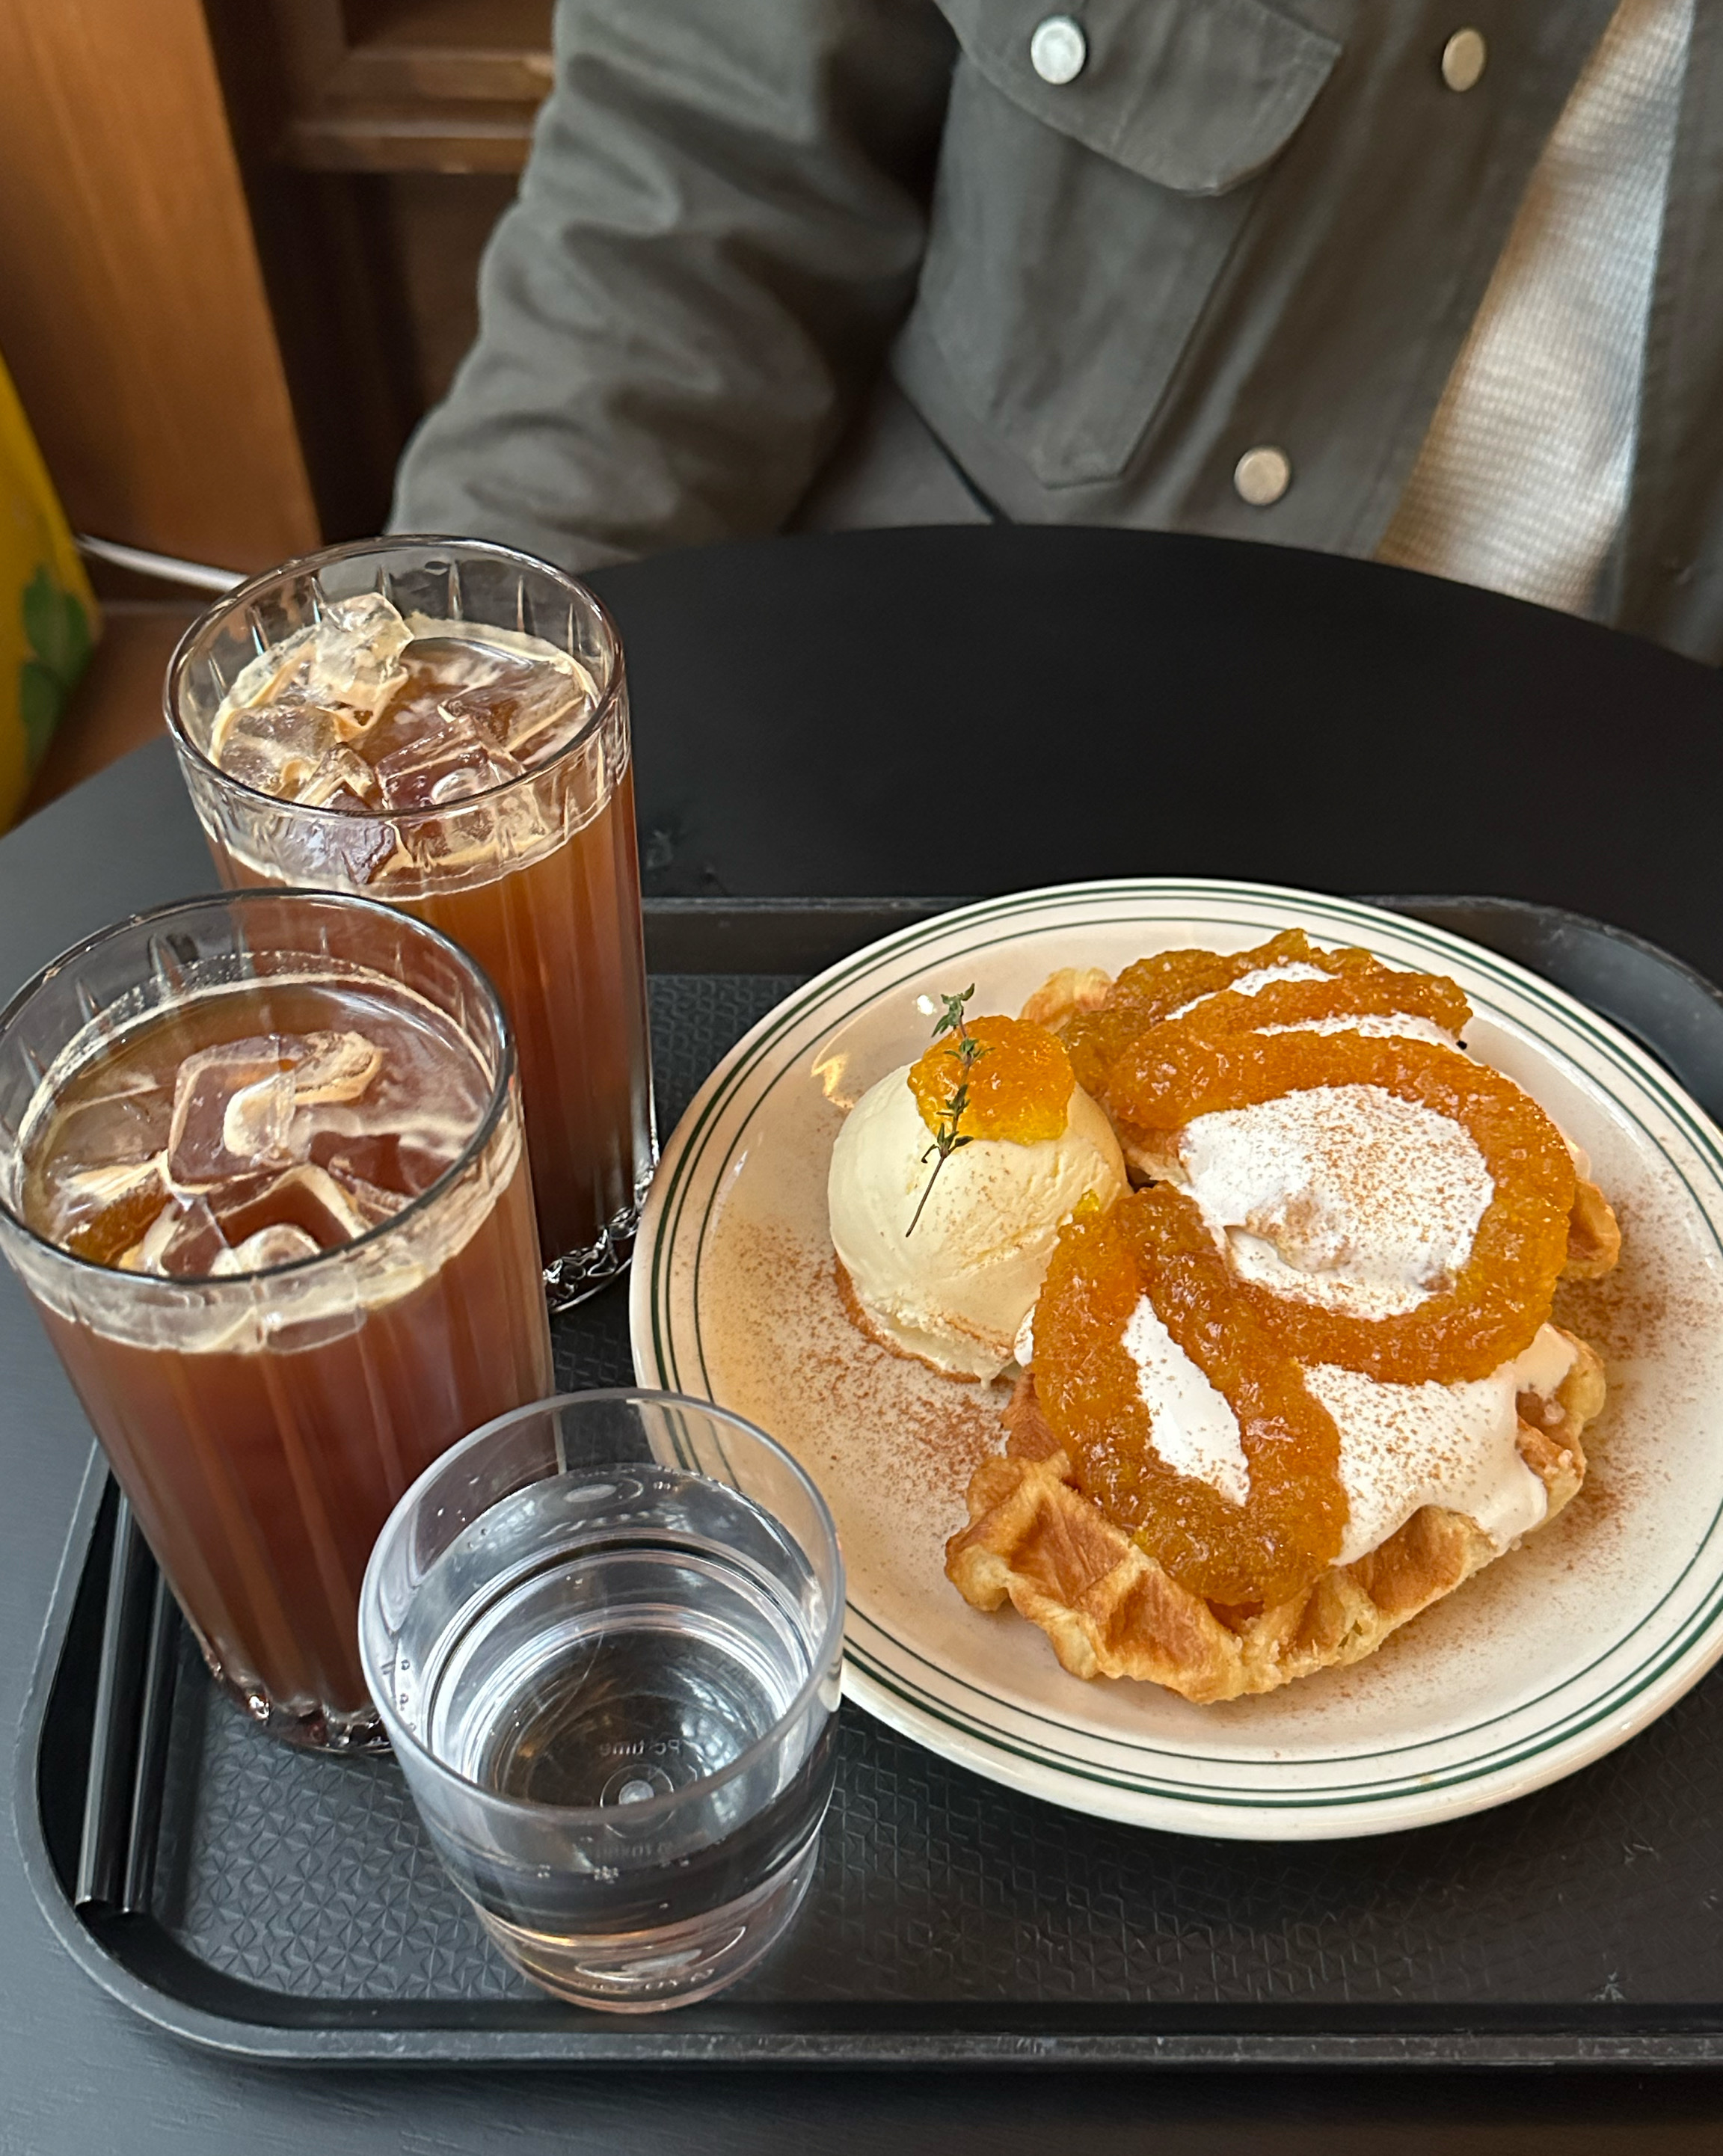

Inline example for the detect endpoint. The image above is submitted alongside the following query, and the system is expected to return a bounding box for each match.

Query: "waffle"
[1019,967,1114,1031]
[945,1334,1605,1702]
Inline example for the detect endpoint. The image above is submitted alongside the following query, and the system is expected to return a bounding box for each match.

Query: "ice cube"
[210,701,345,799]
[443,657,592,764]
[169,1029,392,1186]
[354,683,446,767]
[49,1155,170,1265]
[302,593,411,718]
[227,1070,296,1158]
[123,1193,229,1277]
[212,1161,371,1252]
[291,1030,383,1106]
[47,1152,162,1222]
[298,745,381,810]
[308,1114,461,1199]
[46,1071,173,1180]
[398,636,517,696]
[167,1039,301,1186]
[321,1155,409,1229]
[214,624,321,718]
[283,1039,406,1176]
[424,744,525,807]
[436,662,535,743]
[211,1223,322,1274]
[375,716,523,813]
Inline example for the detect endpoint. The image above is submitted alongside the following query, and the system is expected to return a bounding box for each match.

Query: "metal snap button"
[1030,15,1087,86]
[1233,446,1292,508]
[1441,28,1487,92]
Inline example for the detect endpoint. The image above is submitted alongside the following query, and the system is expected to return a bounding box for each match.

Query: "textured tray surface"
[128,972,1723,2018]
[150,1626,1723,2012]
[22,949,1723,2065]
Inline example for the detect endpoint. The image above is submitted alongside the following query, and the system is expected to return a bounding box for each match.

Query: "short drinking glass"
[359,1389,844,2011]
[165,536,656,1306]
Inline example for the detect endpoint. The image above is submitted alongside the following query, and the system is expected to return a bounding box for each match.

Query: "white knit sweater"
[1378,0,1695,614]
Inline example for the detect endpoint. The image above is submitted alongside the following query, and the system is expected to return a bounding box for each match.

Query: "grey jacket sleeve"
[390,0,955,571]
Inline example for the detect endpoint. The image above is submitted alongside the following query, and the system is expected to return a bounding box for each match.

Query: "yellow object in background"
[0,352,99,829]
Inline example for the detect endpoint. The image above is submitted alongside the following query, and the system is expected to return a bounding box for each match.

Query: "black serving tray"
[16,895,1723,2069]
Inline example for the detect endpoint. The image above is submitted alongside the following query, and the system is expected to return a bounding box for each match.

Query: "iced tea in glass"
[0,891,554,1749]
[165,538,655,1306]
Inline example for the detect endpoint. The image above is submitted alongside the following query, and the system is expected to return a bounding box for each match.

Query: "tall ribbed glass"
[165,538,657,1308]
[0,891,554,1751]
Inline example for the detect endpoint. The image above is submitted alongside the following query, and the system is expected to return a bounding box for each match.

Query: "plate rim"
[630,877,1723,1839]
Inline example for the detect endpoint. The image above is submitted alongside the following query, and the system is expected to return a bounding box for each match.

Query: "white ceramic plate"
[630,880,1723,1839]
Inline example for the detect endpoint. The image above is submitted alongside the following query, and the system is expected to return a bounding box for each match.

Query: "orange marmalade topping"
[1169,968,1470,1043]
[1034,1187,1348,1606]
[1062,930,1472,1093]
[909,1016,1073,1145]
[1103,1029,1575,1383]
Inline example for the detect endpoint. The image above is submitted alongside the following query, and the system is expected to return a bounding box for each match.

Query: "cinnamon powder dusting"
[698,1214,1007,1526]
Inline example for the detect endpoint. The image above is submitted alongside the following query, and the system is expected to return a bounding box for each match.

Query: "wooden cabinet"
[0,0,551,580]
[276,1,553,172]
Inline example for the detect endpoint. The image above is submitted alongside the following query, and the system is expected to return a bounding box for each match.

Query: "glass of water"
[358,1389,844,2011]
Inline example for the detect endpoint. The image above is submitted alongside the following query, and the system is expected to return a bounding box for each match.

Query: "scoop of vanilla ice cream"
[828,1063,1127,1380]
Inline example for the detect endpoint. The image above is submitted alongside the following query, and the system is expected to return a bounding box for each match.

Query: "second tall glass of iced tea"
[166,538,655,1306]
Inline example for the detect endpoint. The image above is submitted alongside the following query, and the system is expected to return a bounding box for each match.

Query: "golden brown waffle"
[1019,967,1114,1032]
[945,1336,1605,1704]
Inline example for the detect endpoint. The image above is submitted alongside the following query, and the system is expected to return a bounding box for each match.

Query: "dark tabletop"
[2,527,1721,2153]
[618,526,1723,988]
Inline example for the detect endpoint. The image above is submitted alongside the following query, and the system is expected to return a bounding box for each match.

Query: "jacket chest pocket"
[911,0,1341,486]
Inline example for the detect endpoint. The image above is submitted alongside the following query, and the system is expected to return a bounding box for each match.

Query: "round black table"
[1,529,1719,2155]
[614,526,1723,987]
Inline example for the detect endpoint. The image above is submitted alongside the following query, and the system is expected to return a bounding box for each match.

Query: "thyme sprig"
[906,985,986,1238]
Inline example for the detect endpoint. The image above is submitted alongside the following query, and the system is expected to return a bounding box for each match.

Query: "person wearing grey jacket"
[393,1,1723,660]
